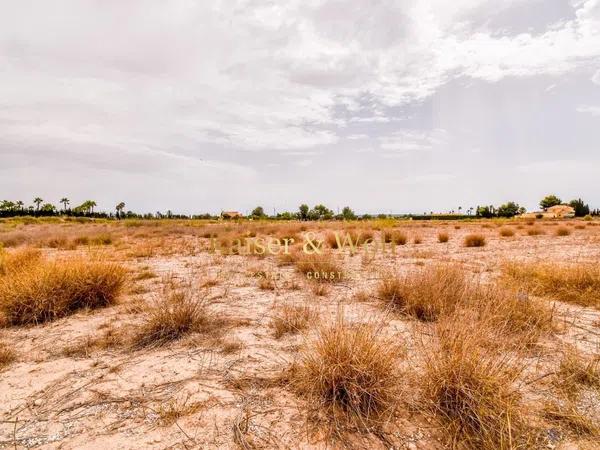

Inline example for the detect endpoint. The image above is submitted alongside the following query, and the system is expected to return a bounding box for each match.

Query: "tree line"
[0,195,597,220]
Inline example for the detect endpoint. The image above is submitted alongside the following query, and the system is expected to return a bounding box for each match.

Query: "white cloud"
[593,69,600,85]
[577,105,600,116]
[379,129,447,152]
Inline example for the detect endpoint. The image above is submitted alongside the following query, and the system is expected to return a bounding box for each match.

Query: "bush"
[499,228,515,237]
[464,234,486,247]
[0,341,15,369]
[527,227,545,236]
[556,226,571,236]
[437,232,449,243]
[0,254,126,326]
[382,229,407,245]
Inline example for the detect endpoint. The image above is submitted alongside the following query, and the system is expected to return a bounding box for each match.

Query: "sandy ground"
[1,219,600,449]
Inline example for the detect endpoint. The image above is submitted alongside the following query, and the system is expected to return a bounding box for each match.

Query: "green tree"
[116,202,126,219]
[40,203,56,213]
[33,197,43,212]
[497,202,525,218]
[476,205,496,218]
[568,198,590,217]
[341,206,356,220]
[298,204,309,220]
[308,204,334,220]
[251,206,266,218]
[540,194,562,210]
[60,198,70,212]
[16,201,24,211]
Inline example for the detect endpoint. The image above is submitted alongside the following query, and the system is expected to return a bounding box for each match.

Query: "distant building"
[221,211,243,219]
[520,204,575,219]
[546,205,575,218]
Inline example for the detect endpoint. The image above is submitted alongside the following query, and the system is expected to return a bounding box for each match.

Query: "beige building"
[221,211,243,219]
[521,204,575,219]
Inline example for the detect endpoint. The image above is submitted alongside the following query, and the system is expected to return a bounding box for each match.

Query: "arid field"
[1,217,600,449]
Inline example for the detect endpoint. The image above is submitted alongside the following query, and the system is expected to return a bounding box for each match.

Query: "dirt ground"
[1,218,599,449]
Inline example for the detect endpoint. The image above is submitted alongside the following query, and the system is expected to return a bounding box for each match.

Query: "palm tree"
[33,197,43,212]
[88,200,97,214]
[115,202,125,219]
[60,198,70,212]
[16,201,24,211]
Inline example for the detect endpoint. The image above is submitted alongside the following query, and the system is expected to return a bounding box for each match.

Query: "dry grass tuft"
[503,262,600,307]
[527,227,545,236]
[382,229,407,245]
[543,400,599,437]
[377,265,469,321]
[270,304,316,338]
[499,228,515,237]
[0,248,42,276]
[295,252,343,282]
[556,348,600,395]
[422,320,526,449]
[0,254,126,326]
[289,318,403,434]
[0,341,16,369]
[555,226,571,236]
[132,288,220,348]
[437,232,449,243]
[464,234,486,247]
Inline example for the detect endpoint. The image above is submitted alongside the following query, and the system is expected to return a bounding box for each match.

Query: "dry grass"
[0,340,16,369]
[382,229,407,245]
[289,318,403,435]
[132,288,220,348]
[270,304,316,338]
[527,227,545,236]
[556,348,600,396]
[295,252,343,281]
[438,232,449,243]
[0,248,42,276]
[464,234,486,247]
[556,226,572,236]
[377,265,469,321]
[422,319,527,449]
[543,400,599,437]
[503,262,600,307]
[499,228,515,237]
[0,253,126,326]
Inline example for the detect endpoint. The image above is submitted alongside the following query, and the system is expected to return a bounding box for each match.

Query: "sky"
[1,0,599,215]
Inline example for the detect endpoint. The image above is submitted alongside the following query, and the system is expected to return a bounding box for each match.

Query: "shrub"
[555,226,571,236]
[583,215,593,222]
[464,234,486,247]
[437,232,449,243]
[377,265,469,321]
[503,262,600,307]
[499,228,515,237]
[270,304,316,339]
[0,256,126,326]
[0,248,42,276]
[289,319,403,433]
[132,289,219,348]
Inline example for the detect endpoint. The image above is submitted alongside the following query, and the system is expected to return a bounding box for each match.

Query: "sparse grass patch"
[503,262,600,307]
[543,400,599,437]
[464,234,486,247]
[289,319,403,435]
[270,304,316,338]
[556,226,571,236]
[0,255,126,326]
[556,348,600,396]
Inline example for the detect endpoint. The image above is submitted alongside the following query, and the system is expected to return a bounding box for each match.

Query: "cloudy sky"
[1,0,599,215]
